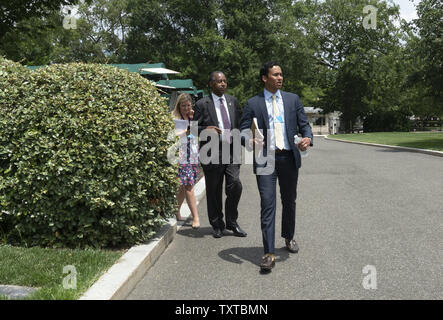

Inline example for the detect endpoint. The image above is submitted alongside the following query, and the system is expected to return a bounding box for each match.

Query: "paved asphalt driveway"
[127,137,442,300]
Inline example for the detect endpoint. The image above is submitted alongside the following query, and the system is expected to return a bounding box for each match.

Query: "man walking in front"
[194,71,246,239]
[240,61,313,272]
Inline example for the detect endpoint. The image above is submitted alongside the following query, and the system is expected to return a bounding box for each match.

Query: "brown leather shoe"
[260,254,275,271]
[285,239,299,253]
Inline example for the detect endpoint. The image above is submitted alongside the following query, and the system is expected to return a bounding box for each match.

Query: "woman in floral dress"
[172,93,200,228]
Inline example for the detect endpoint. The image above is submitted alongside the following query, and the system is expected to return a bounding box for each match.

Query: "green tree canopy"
[1,0,441,130]
[0,0,79,39]
[414,0,443,110]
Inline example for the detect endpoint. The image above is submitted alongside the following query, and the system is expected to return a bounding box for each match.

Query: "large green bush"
[0,57,32,236]
[0,57,178,248]
[0,57,31,171]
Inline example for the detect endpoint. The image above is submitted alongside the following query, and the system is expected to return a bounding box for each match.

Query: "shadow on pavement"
[176,226,213,238]
[177,226,259,238]
[376,148,419,153]
[218,247,290,267]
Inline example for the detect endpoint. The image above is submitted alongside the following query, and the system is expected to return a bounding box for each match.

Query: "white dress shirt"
[264,89,290,150]
[211,93,232,130]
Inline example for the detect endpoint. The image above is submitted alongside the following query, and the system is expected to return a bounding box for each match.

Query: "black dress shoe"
[285,239,299,253]
[213,228,223,238]
[226,224,247,237]
[260,254,275,272]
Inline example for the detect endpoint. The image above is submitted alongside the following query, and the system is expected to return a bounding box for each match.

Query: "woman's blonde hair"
[172,93,193,119]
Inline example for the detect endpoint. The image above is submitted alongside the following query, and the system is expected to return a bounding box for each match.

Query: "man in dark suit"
[240,61,313,272]
[193,71,247,238]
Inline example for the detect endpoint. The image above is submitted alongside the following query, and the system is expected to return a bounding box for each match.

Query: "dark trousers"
[256,152,299,254]
[203,163,242,230]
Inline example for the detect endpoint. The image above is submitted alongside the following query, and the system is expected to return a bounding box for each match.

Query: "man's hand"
[249,138,265,148]
[298,137,311,151]
[207,126,222,134]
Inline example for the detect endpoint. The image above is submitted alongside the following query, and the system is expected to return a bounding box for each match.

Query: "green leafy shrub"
[0,57,33,239]
[363,110,410,132]
[0,57,31,171]
[0,57,178,248]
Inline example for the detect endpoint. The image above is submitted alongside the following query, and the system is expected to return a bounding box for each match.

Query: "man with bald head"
[193,71,246,239]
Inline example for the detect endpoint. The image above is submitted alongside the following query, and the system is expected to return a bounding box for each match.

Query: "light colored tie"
[272,95,285,150]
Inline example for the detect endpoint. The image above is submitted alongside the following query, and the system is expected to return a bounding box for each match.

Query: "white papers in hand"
[251,118,264,140]
[174,119,188,135]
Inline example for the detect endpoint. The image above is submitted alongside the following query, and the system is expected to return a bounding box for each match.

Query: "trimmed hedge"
[0,57,178,248]
[363,111,410,132]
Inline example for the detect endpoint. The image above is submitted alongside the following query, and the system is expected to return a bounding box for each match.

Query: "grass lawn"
[328,132,443,151]
[0,244,125,300]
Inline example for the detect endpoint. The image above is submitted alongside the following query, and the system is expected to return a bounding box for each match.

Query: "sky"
[393,0,419,22]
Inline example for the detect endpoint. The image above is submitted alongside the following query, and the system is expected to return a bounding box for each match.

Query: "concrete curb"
[324,136,443,158]
[79,177,206,300]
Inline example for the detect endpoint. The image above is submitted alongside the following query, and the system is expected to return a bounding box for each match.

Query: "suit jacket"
[193,94,241,169]
[240,91,313,172]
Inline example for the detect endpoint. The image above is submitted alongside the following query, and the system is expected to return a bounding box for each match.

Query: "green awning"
[26,65,45,70]
[24,63,205,97]
[26,63,167,75]
[109,63,166,75]
[180,89,206,96]
[157,79,195,89]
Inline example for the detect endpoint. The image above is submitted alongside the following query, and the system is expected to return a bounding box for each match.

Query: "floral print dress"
[177,120,199,186]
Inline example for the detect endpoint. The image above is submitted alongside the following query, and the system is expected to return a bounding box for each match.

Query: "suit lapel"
[281,91,293,133]
[209,94,235,129]
[206,96,219,126]
[226,95,235,129]
[258,93,269,130]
